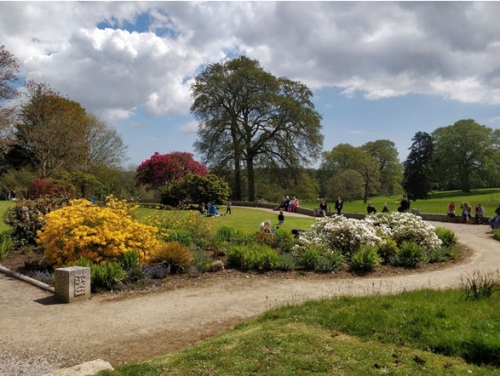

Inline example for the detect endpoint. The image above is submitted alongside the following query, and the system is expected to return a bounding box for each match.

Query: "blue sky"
[1,2,500,168]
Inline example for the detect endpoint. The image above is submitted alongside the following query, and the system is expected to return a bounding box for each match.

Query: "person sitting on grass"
[199,202,207,216]
[208,202,222,217]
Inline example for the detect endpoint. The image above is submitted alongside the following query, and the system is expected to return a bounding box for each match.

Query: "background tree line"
[2,44,499,205]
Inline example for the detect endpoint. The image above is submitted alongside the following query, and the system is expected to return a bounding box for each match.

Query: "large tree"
[402,131,434,199]
[432,119,492,193]
[190,56,323,201]
[319,143,381,202]
[15,81,89,178]
[135,151,209,191]
[0,44,19,156]
[362,140,402,196]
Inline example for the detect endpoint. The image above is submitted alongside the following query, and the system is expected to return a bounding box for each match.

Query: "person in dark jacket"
[334,196,343,215]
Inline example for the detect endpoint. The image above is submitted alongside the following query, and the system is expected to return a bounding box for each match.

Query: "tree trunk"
[233,157,242,201]
[247,157,256,202]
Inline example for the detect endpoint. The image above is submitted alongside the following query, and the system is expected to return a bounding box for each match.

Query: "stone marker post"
[55,266,91,303]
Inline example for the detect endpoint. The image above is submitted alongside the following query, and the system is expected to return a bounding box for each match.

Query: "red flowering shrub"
[135,151,208,191]
[28,178,76,199]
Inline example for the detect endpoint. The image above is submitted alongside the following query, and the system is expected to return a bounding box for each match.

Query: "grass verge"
[99,286,500,375]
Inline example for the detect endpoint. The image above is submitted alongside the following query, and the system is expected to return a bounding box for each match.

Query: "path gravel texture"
[1,211,499,375]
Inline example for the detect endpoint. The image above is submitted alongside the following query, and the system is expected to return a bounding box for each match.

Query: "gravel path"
[1,216,499,375]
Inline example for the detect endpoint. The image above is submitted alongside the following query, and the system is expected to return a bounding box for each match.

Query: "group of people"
[447,201,484,224]
[318,196,344,217]
[447,200,500,228]
[199,199,232,217]
[366,194,410,215]
[274,195,300,212]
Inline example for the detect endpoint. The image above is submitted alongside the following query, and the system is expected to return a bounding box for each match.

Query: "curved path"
[1,215,499,375]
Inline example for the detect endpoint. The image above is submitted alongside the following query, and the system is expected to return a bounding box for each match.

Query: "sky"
[1,1,500,169]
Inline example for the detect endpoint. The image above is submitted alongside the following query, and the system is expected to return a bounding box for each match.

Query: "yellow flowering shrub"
[37,198,159,267]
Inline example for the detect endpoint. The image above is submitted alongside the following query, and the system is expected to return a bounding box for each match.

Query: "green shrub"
[392,241,425,267]
[462,271,498,301]
[0,230,13,260]
[91,262,127,292]
[435,227,457,247]
[4,195,71,249]
[166,229,193,246]
[191,250,213,273]
[377,238,399,264]
[300,247,321,270]
[119,250,144,281]
[276,252,296,271]
[425,246,451,263]
[226,244,279,270]
[215,226,240,242]
[314,250,343,273]
[350,245,380,273]
[271,229,296,252]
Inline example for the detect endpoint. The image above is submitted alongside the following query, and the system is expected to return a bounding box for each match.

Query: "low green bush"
[119,250,144,281]
[191,250,213,273]
[314,250,343,273]
[271,229,296,252]
[435,227,457,247]
[377,238,399,264]
[0,230,13,260]
[350,244,380,273]
[425,246,451,263]
[276,252,296,271]
[215,226,240,242]
[226,244,279,270]
[166,229,193,246]
[300,247,321,270]
[91,262,127,292]
[392,241,425,267]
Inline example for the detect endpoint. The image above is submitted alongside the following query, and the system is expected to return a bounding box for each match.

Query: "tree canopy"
[432,119,493,193]
[190,55,323,201]
[135,151,209,191]
[403,131,434,199]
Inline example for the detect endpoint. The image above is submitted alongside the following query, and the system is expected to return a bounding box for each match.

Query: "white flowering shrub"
[307,215,381,258]
[366,212,442,251]
[301,212,443,263]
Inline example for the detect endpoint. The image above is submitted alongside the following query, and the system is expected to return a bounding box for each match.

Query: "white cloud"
[179,120,199,134]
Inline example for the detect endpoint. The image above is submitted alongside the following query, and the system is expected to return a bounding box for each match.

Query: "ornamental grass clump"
[149,241,194,273]
[37,197,159,268]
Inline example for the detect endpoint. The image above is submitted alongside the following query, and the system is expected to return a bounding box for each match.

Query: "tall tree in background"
[402,131,434,199]
[0,44,19,155]
[432,119,492,193]
[16,81,89,178]
[320,142,384,202]
[362,140,402,196]
[191,56,323,201]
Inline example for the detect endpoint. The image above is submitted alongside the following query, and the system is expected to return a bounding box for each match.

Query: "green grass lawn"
[136,206,317,235]
[0,200,15,232]
[100,287,500,376]
[299,188,500,216]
